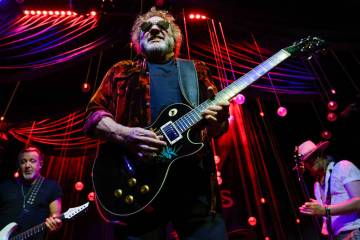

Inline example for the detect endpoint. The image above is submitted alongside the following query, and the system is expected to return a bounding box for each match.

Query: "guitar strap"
[176,58,199,108]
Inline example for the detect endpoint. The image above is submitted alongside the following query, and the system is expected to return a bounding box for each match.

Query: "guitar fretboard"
[173,49,291,133]
[10,223,46,240]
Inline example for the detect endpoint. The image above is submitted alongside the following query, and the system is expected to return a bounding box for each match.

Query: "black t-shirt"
[0,178,62,240]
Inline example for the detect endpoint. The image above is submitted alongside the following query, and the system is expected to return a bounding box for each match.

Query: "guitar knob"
[140,185,150,194]
[114,189,123,198]
[128,178,137,187]
[125,195,134,204]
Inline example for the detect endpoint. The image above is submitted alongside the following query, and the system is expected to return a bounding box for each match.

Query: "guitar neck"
[173,49,291,133]
[10,215,64,240]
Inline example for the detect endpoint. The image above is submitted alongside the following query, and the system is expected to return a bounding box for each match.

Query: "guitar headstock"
[63,202,89,220]
[285,36,325,57]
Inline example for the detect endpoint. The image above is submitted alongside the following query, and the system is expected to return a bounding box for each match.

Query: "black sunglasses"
[140,20,170,32]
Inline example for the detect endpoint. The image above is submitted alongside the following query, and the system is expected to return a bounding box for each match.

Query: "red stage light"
[259,111,265,117]
[24,10,29,15]
[90,11,97,16]
[67,11,72,16]
[248,216,257,226]
[321,130,332,139]
[201,15,207,19]
[88,192,95,201]
[265,237,271,240]
[75,181,84,191]
[260,198,266,204]
[55,11,60,15]
[296,218,301,224]
[82,83,90,92]
[14,171,19,178]
[214,155,221,164]
[330,88,336,95]
[327,101,338,111]
[327,112,337,122]
[0,116,4,121]
[42,11,48,15]
[195,14,201,19]
[30,10,35,15]
[36,10,41,15]
[277,106,287,117]
[61,11,66,16]
[189,14,194,19]
[217,176,223,185]
[48,11,54,15]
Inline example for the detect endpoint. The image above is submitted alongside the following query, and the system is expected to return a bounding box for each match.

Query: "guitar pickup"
[160,121,183,145]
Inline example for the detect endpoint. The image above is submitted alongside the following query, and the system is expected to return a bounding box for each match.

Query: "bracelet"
[324,205,331,217]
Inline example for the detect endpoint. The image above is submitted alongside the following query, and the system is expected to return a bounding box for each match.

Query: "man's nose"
[149,26,161,35]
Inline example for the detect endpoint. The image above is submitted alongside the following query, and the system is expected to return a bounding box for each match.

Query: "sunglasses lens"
[157,21,169,30]
[140,22,153,32]
[141,21,169,32]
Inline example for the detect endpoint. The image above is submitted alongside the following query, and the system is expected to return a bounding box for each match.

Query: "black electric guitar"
[92,37,325,220]
[0,202,89,240]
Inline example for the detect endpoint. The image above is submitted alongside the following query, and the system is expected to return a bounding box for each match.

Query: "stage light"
[327,112,337,122]
[277,106,287,117]
[228,115,234,123]
[188,13,207,20]
[259,111,265,117]
[0,116,4,121]
[88,192,95,201]
[14,171,19,178]
[24,10,29,15]
[48,10,53,15]
[54,10,59,15]
[327,101,338,111]
[248,216,257,226]
[321,130,332,139]
[330,88,336,95]
[42,10,48,15]
[60,11,65,16]
[214,155,221,164]
[234,94,245,105]
[75,181,84,191]
[217,176,223,185]
[36,10,41,15]
[90,11,97,16]
[30,10,35,15]
[82,82,90,92]
[260,198,266,204]
[265,237,271,240]
[296,218,301,224]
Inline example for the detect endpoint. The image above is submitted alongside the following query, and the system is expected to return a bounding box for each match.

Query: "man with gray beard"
[85,7,229,239]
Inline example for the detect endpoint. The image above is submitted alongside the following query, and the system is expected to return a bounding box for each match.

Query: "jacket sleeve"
[84,65,117,137]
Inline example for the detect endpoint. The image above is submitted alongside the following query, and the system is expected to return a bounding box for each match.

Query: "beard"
[140,36,175,62]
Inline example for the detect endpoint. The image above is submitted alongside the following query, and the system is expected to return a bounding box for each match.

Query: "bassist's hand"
[45,214,62,232]
[122,127,167,160]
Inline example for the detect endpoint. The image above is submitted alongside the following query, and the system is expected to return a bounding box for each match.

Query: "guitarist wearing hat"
[297,140,360,239]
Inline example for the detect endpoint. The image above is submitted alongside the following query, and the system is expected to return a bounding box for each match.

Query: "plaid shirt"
[84,58,217,134]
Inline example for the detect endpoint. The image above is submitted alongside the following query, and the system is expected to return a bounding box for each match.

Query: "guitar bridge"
[160,121,182,145]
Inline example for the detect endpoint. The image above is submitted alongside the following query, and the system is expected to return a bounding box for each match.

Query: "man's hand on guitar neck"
[202,87,230,138]
[45,214,62,232]
[96,117,167,160]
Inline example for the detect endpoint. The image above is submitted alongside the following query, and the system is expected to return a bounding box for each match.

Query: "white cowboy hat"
[297,140,330,162]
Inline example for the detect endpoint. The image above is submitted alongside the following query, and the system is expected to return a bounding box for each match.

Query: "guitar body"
[92,103,204,219]
[0,223,17,240]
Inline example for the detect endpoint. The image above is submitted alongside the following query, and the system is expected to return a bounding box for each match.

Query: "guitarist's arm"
[45,198,62,232]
